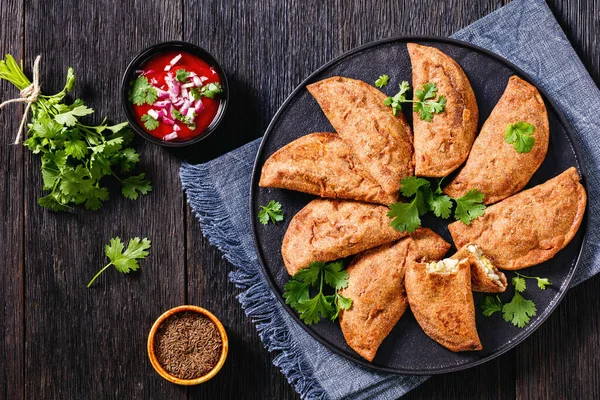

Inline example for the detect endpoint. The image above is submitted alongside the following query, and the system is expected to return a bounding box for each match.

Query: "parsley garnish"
[87,237,151,287]
[141,114,159,131]
[454,189,486,225]
[175,68,190,82]
[505,121,535,153]
[283,261,352,325]
[0,55,152,211]
[375,74,390,88]
[129,76,157,106]
[387,177,485,232]
[383,81,446,120]
[258,200,284,225]
[481,272,550,328]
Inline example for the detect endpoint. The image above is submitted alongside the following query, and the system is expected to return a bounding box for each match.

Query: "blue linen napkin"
[180,0,600,398]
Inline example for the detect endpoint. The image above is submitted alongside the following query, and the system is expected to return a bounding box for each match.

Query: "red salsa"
[129,51,223,141]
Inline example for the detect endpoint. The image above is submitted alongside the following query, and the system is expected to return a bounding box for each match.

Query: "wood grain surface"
[0,0,598,399]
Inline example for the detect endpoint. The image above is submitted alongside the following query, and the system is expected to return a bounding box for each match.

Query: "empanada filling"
[426,258,459,274]
[466,244,502,284]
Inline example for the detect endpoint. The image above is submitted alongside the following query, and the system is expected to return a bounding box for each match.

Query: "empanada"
[259,132,397,205]
[449,167,586,270]
[307,76,414,194]
[339,228,450,361]
[407,43,478,177]
[444,76,549,204]
[405,258,482,352]
[282,199,407,275]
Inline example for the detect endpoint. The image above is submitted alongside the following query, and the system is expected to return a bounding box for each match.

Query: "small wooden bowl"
[147,305,228,385]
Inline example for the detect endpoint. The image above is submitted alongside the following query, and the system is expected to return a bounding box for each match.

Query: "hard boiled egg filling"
[466,244,502,285]
[426,258,460,274]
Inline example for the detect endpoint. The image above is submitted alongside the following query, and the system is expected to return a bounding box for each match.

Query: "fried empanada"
[282,199,406,275]
[452,243,507,293]
[449,167,586,270]
[306,76,414,194]
[259,132,397,205]
[339,228,450,361]
[405,258,482,352]
[444,76,549,204]
[407,43,478,177]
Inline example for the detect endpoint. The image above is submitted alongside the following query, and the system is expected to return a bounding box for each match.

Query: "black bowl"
[121,41,229,147]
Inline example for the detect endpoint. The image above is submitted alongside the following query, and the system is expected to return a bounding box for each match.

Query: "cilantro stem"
[86,262,112,288]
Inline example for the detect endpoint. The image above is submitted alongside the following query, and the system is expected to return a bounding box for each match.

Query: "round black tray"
[250,36,588,375]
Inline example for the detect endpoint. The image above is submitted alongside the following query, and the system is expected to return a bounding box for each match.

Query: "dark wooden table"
[1,0,599,399]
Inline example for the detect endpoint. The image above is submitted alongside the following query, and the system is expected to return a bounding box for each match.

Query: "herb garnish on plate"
[387,176,486,232]
[505,121,535,153]
[383,81,447,121]
[481,272,550,328]
[283,260,352,325]
[258,200,284,225]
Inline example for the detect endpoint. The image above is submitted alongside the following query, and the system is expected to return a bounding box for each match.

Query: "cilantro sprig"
[175,68,190,82]
[0,55,152,211]
[141,114,159,131]
[258,200,284,225]
[481,272,551,328]
[375,74,390,88]
[283,261,352,325]
[87,237,151,287]
[505,121,535,153]
[129,76,157,106]
[383,81,447,121]
[387,177,486,232]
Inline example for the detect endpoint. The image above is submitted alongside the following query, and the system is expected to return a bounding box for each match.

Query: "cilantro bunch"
[481,272,550,328]
[384,81,447,121]
[0,55,152,211]
[283,261,352,325]
[387,176,486,232]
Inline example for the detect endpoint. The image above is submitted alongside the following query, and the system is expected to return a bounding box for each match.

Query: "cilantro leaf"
[502,292,537,328]
[481,295,503,317]
[512,276,527,293]
[296,292,335,325]
[415,82,438,101]
[536,277,551,290]
[505,121,535,153]
[375,74,390,88]
[199,82,223,99]
[413,95,447,122]
[175,68,190,82]
[54,105,94,127]
[141,114,159,131]
[454,189,486,224]
[399,176,430,197]
[64,137,88,160]
[121,173,153,200]
[129,76,157,106]
[514,272,552,290]
[383,81,410,116]
[323,261,350,290]
[426,189,453,219]
[283,260,352,325]
[87,237,151,287]
[388,198,421,233]
[258,200,284,225]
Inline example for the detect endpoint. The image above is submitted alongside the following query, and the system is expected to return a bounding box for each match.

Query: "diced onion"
[163,132,178,141]
[169,54,182,66]
[147,109,159,120]
[162,117,175,125]
[173,124,181,132]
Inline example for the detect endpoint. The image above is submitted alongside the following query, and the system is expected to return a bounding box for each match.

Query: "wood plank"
[21,0,186,398]
[0,1,24,399]
[182,1,514,399]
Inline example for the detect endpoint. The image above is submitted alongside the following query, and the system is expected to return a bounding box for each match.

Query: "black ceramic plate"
[250,36,588,374]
